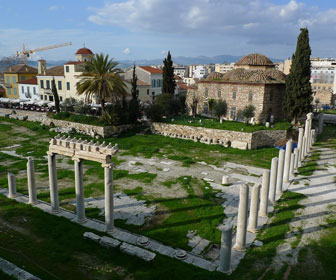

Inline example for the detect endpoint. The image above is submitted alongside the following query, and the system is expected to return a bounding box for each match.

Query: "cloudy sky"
[0,0,335,62]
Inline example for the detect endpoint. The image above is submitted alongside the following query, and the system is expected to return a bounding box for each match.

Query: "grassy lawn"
[322,109,336,115]
[162,115,291,132]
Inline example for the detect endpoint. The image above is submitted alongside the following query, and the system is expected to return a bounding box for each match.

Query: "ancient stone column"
[318,113,324,135]
[294,148,299,171]
[74,158,86,223]
[7,173,16,198]
[304,118,311,155]
[48,152,60,213]
[311,129,316,147]
[248,184,261,233]
[283,140,292,183]
[219,222,233,273]
[234,184,249,251]
[276,149,285,196]
[290,152,295,176]
[297,128,304,163]
[301,136,306,160]
[269,157,278,203]
[259,170,270,217]
[27,157,37,204]
[103,163,115,232]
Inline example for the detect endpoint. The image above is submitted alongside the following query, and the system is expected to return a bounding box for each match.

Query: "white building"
[214,63,235,74]
[173,65,188,78]
[193,65,208,79]
[18,77,40,101]
[183,77,197,86]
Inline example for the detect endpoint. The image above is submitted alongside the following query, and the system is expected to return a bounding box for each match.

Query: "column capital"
[47,151,56,157]
[72,156,83,162]
[102,163,115,169]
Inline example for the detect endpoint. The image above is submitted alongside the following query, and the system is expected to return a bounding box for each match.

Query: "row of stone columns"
[6,154,115,233]
[219,113,317,272]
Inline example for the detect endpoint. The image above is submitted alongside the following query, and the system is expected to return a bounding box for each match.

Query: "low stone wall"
[151,122,287,149]
[0,108,133,138]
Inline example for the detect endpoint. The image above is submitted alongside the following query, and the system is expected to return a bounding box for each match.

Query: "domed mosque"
[186,53,286,123]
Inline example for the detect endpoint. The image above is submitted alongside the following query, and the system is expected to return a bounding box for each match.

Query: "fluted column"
[27,157,37,204]
[234,184,249,251]
[269,157,278,203]
[294,148,299,171]
[74,158,86,223]
[48,152,60,213]
[283,140,292,183]
[103,163,115,232]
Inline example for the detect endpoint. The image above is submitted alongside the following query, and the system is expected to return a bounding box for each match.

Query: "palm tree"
[76,53,127,113]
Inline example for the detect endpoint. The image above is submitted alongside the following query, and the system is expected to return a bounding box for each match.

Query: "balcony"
[5,83,12,88]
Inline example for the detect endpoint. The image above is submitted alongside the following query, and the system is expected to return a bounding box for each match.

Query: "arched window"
[248,91,253,101]
[205,88,208,97]
[232,91,236,100]
[218,89,221,98]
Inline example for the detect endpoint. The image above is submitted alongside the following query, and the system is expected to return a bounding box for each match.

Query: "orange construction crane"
[16,42,72,64]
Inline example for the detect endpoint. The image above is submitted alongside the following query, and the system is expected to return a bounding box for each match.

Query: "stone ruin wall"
[151,122,287,150]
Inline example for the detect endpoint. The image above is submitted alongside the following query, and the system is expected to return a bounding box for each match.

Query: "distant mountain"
[0,59,67,72]
[117,54,284,69]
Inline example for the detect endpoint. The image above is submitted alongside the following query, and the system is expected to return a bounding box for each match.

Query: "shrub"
[146,104,164,122]
[242,104,256,123]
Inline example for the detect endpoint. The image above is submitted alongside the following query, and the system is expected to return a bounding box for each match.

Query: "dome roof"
[236,53,274,66]
[75,47,93,55]
[214,68,286,83]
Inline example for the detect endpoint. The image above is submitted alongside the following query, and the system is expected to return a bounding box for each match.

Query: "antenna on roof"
[83,43,86,48]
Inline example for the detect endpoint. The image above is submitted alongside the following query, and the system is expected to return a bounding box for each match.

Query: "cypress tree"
[51,77,60,113]
[162,51,176,95]
[129,65,140,123]
[283,28,313,123]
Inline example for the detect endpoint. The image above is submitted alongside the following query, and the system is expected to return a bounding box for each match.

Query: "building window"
[66,82,70,90]
[152,80,156,88]
[147,89,149,95]
[21,76,26,81]
[14,88,17,95]
[27,87,30,95]
[152,92,155,96]
[12,76,16,83]
[49,95,54,101]
[44,95,47,100]
[33,87,36,95]
[40,80,44,89]
[66,66,69,73]
[58,81,62,90]
[8,88,11,95]
[248,91,253,101]
[46,80,50,89]
[6,76,10,84]
[21,86,24,93]
[40,95,43,100]
[60,96,63,102]
[218,89,221,98]
[205,88,208,97]
[232,91,236,100]
[230,107,236,119]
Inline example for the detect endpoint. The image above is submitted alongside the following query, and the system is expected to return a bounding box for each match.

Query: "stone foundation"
[151,122,287,149]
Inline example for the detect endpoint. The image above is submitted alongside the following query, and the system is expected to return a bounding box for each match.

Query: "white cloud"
[123,47,131,54]
[48,5,58,11]
[87,0,336,48]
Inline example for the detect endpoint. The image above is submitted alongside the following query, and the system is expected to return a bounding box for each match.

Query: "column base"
[218,268,232,274]
[233,244,246,252]
[106,227,116,233]
[77,218,87,224]
[247,228,258,233]
[7,194,16,199]
[51,208,61,214]
[29,200,39,205]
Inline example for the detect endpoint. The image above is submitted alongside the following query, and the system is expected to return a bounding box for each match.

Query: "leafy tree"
[51,77,60,113]
[146,104,164,122]
[208,99,216,115]
[76,53,127,114]
[213,100,227,120]
[242,104,255,123]
[162,51,176,95]
[129,65,140,123]
[283,28,313,123]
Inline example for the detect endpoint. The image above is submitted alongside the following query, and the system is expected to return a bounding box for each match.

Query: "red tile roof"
[17,77,38,85]
[139,66,163,74]
[75,47,93,55]
[125,79,150,86]
[177,82,189,90]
